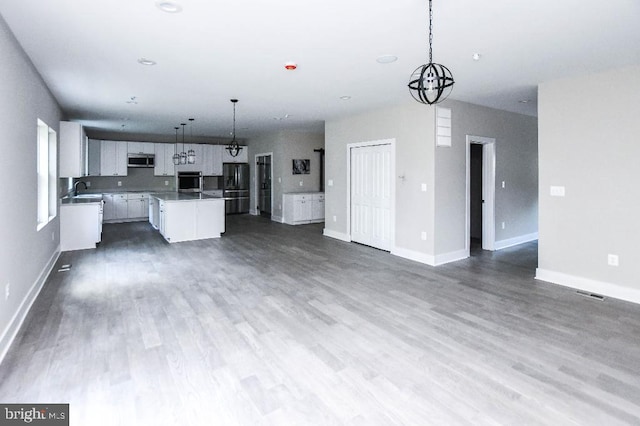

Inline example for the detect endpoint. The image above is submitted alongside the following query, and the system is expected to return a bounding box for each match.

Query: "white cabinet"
[87,139,101,176]
[222,145,248,163]
[100,141,128,176]
[158,200,166,236]
[59,121,87,177]
[283,192,324,225]
[164,201,197,242]
[159,198,225,243]
[60,203,101,251]
[312,193,325,221]
[127,193,149,219]
[154,143,176,176]
[128,142,154,154]
[149,196,160,229]
[202,144,223,176]
[103,193,128,221]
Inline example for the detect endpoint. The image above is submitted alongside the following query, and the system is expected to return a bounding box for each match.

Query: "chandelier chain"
[428,0,433,64]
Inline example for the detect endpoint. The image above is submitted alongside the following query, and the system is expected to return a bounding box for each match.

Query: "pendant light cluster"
[226,99,242,158]
[408,0,454,105]
[171,119,197,165]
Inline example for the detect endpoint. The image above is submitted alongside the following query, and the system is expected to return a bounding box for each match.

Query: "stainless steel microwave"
[127,154,155,168]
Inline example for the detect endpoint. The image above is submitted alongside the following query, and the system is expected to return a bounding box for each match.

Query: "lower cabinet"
[60,203,102,251]
[103,192,149,222]
[149,196,160,229]
[155,197,225,243]
[282,193,325,225]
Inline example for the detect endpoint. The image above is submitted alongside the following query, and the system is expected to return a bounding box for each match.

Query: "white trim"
[0,248,60,365]
[249,208,259,216]
[434,249,469,266]
[391,247,436,266]
[254,152,274,217]
[271,215,284,223]
[495,232,538,250]
[536,268,640,305]
[346,138,396,249]
[323,228,351,242]
[465,135,496,253]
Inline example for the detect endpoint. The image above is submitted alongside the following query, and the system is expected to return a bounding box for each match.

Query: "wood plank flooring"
[1,215,639,425]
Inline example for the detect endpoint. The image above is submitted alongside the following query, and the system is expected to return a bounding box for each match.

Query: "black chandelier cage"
[226,99,242,158]
[408,0,454,105]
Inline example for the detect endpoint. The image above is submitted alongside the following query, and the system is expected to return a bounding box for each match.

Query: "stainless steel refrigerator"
[223,163,250,214]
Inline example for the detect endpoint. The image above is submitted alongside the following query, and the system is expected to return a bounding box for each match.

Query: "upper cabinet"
[59,121,87,177]
[154,143,176,176]
[87,139,101,176]
[222,145,248,163]
[202,144,223,176]
[100,141,128,176]
[128,142,154,154]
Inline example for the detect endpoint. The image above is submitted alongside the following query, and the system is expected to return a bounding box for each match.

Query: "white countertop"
[150,192,224,202]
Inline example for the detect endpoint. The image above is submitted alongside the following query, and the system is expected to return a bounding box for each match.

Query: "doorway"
[255,153,272,218]
[465,136,496,255]
[348,140,395,251]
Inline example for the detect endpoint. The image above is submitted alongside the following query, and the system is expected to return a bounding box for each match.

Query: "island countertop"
[149,192,224,202]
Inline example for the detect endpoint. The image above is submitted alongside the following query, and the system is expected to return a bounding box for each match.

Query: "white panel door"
[350,144,392,250]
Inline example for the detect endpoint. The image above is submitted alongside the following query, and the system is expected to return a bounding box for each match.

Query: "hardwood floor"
[1,215,639,425]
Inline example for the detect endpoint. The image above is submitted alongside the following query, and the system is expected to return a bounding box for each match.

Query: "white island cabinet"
[151,193,225,243]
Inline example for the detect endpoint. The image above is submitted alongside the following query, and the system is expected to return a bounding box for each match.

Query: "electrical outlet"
[501,222,505,229]
[421,183,427,192]
[51,231,55,241]
[278,177,281,183]
[5,283,9,301]
[421,231,427,240]
[165,180,169,186]
[501,181,505,189]
[328,179,334,187]
[299,181,303,186]
[86,181,91,187]
[117,181,122,187]
[608,254,619,267]
[333,215,337,222]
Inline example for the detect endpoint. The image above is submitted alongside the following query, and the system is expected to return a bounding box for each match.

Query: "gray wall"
[537,65,640,302]
[247,130,324,221]
[0,16,63,359]
[324,98,538,263]
[434,99,539,255]
[74,168,177,193]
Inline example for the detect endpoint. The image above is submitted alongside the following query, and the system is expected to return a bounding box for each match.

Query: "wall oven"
[177,171,203,193]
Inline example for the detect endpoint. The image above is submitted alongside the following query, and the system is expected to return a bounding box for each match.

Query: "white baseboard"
[323,228,351,242]
[0,248,60,365]
[495,232,538,250]
[391,247,436,266]
[249,209,258,216]
[434,249,469,266]
[271,215,284,223]
[536,268,640,305]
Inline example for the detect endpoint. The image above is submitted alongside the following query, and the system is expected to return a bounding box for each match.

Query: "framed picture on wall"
[292,159,310,174]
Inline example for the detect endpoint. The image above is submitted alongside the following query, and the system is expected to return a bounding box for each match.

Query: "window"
[37,119,57,230]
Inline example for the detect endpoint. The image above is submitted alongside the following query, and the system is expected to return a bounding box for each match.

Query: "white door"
[350,144,392,250]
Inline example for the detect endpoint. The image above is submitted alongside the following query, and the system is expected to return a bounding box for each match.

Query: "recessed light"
[472,53,482,61]
[376,55,398,64]
[137,58,156,66]
[155,1,182,13]
[340,96,351,100]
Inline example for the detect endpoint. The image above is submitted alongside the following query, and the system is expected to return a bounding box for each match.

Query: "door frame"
[253,152,273,218]
[465,135,496,254]
[346,138,396,248]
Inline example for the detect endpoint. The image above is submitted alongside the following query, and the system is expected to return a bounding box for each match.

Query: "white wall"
[325,98,538,265]
[0,16,63,361]
[247,130,324,221]
[537,65,640,304]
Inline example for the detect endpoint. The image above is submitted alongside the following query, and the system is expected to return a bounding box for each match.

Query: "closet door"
[350,143,392,251]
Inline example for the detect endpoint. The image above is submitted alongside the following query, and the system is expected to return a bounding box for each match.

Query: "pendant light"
[408,0,454,105]
[226,99,242,158]
[179,123,187,165]
[172,126,180,165]
[187,118,196,164]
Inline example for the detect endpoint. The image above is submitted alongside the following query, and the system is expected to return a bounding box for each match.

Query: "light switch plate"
[421,183,427,192]
[328,179,334,187]
[550,186,565,197]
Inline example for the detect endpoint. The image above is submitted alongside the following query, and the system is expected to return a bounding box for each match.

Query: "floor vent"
[57,264,72,272]
[576,290,605,301]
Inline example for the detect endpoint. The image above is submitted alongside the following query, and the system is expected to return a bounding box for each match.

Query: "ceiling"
[1,0,639,139]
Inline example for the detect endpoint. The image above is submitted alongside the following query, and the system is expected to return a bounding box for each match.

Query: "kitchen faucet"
[74,180,87,196]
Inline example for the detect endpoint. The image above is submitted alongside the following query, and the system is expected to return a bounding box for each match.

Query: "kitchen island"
[149,192,225,243]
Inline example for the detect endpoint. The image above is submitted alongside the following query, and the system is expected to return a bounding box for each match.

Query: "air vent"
[576,290,605,301]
